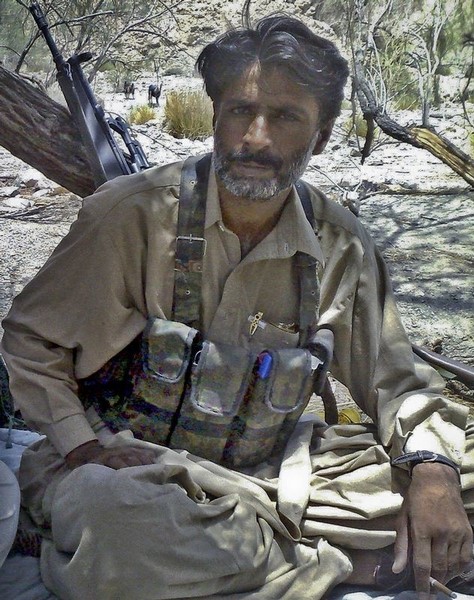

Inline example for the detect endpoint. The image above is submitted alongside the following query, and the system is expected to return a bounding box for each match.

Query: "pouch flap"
[263,349,313,414]
[143,318,198,383]
[190,341,255,416]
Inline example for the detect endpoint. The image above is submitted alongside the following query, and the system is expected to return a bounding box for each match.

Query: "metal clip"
[248,311,264,336]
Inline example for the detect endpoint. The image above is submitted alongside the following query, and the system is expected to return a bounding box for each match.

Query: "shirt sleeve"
[1,186,149,457]
[317,215,468,469]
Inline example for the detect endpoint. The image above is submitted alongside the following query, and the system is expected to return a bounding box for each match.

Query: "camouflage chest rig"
[79,153,334,469]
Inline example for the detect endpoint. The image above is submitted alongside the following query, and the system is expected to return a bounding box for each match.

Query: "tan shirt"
[1,158,468,462]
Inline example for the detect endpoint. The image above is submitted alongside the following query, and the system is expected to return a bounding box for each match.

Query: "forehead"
[220,64,320,119]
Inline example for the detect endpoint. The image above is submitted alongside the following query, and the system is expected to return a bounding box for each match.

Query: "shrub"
[392,89,420,111]
[164,90,213,140]
[343,113,370,137]
[128,104,157,125]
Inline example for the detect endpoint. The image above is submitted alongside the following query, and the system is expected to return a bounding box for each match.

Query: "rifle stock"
[29,2,150,190]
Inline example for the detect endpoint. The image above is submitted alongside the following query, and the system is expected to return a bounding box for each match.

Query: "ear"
[312,119,335,155]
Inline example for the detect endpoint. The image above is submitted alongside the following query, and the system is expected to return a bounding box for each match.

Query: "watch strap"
[391,450,461,481]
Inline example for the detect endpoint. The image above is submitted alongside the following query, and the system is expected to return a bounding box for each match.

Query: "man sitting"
[2,14,473,600]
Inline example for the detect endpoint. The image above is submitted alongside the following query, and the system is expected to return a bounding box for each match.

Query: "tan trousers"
[19,419,474,600]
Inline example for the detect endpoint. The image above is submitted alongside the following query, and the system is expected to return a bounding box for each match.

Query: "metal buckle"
[416,450,438,463]
[176,234,207,256]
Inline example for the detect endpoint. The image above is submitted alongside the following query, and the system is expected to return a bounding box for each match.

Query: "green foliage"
[366,32,419,111]
[393,93,419,111]
[164,90,213,140]
[128,104,157,125]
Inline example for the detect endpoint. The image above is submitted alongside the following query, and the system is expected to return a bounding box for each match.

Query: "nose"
[242,115,271,151]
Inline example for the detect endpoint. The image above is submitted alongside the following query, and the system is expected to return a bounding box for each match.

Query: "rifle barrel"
[29,3,67,71]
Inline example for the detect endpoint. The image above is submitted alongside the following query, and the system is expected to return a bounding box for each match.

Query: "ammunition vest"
[79,154,327,468]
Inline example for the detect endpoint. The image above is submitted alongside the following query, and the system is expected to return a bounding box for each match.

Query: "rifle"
[29,2,150,189]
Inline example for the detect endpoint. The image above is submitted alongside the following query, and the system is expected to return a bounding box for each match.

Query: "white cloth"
[0,460,20,568]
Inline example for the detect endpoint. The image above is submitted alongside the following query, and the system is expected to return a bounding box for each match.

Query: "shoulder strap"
[294,180,320,347]
[295,180,338,423]
[172,153,212,327]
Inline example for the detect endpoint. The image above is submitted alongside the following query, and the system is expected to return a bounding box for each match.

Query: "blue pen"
[258,352,273,379]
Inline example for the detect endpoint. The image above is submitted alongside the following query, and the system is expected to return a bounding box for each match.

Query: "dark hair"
[195,15,349,125]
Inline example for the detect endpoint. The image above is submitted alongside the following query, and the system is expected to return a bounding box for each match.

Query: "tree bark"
[0,65,96,197]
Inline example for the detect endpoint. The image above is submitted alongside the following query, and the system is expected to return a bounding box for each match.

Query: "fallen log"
[0,65,95,197]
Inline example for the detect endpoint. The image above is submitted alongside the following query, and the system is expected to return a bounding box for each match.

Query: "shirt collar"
[204,159,324,265]
[204,165,222,229]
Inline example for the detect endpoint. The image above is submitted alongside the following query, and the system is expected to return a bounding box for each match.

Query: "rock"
[1,197,34,210]
[14,167,55,190]
[0,186,20,198]
[32,189,50,198]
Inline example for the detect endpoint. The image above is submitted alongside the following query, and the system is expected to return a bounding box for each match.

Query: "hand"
[65,440,156,470]
[392,462,473,599]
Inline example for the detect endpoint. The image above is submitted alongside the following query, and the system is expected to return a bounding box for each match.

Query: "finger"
[446,541,463,580]
[446,526,473,578]
[412,541,432,597]
[393,502,409,574]
[459,536,474,572]
[138,450,157,464]
[431,539,449,583]
[92,451,139,469]
[115,449,156,467]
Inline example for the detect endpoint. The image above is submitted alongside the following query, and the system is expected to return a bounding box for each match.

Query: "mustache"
[225,149,282,170]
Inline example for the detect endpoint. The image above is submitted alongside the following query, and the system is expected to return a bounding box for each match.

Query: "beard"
[213,135,318,202]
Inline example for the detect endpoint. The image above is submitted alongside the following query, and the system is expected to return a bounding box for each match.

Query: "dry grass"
[164,90,213,140]
[128,104,157,125]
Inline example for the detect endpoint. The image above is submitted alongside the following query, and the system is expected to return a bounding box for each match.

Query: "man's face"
[213,64,327,201]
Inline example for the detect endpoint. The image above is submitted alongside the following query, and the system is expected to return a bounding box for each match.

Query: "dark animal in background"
[123,81,135,99]
[148,83,163,106]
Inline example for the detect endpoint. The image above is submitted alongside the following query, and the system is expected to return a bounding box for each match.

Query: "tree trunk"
[0,65,96,197]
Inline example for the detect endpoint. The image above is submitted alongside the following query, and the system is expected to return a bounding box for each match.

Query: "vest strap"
[295,180,320,347]
[172,153,212,327]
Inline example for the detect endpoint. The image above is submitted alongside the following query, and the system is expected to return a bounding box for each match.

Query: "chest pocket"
[246,312,300,350]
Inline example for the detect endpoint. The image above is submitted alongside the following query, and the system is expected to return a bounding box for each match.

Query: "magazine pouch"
[169,340,256,463]
[217,348,314,468]
[79,317,199,444]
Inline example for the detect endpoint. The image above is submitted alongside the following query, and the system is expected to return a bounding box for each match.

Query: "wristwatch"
[391,450,461,481]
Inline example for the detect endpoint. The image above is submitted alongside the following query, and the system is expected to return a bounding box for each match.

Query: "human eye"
[276,110,300,122]
[229,104,253,115]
